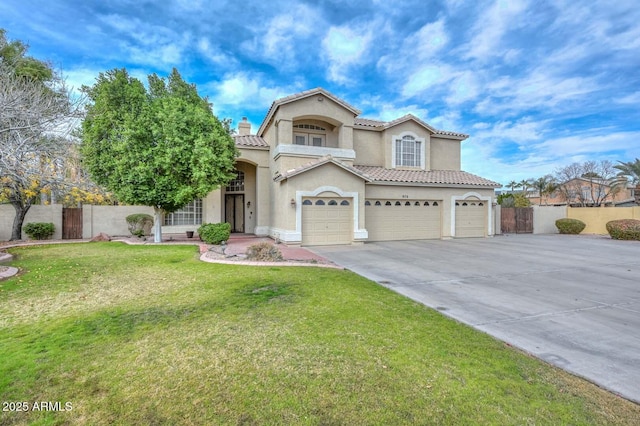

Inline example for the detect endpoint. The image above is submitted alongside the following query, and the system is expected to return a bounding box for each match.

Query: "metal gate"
[501,207,533,234]
[62,208,83,239]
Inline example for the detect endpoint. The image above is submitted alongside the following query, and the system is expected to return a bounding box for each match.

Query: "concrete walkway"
[312,234,640,403]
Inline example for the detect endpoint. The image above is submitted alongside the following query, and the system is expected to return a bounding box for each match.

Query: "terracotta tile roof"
[274,155,372,182]
[354,114,468,139]
[233,134,269,148]
[354,165,501,187]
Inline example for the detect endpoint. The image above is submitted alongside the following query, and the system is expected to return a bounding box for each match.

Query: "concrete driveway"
[312,234,640,403]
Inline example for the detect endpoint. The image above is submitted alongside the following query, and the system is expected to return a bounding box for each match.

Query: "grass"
[1,243,639,425]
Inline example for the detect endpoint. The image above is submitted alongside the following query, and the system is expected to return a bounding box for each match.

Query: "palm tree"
[532,176,553,205]
[518,179,532,194]
[506,180,519,193]
[614,158,640,205]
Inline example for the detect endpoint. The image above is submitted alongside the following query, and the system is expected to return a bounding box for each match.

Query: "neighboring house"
[528,177,634,207]
[163,88,501,245]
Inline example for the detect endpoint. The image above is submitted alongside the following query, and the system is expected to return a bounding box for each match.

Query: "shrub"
[23,222,55,240]
[126,213,154,237]
[198,222,231,244]
[555,218,586,234]
[246,242,283,261]
[606,219,640,240]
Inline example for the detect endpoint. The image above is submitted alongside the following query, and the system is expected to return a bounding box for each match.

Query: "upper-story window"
[293,123,326,147]
[394,134,423,168]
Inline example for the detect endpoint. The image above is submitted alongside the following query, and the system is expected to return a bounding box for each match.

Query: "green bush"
[246,242,283,261]
[126,213,154,237]
[555,218,586,234]
[198,222,231,244]
[606,219,640,240]
[23,222,55,240]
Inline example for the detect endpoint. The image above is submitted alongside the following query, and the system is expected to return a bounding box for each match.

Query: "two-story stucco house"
[163,88,501,245]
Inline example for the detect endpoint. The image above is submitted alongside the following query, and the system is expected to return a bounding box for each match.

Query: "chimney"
[238,117,251,136]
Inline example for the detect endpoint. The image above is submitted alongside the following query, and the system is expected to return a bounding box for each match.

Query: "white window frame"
[164,198,203,226]
[392,132,426,169]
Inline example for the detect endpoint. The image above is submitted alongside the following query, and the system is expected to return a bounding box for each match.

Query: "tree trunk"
[153,207,163,243]
[10,201,30,241]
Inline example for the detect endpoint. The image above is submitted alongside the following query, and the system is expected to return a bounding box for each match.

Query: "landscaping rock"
[90,232,112,242]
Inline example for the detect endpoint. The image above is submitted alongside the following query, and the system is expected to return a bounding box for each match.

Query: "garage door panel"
[455,202,486,238]
[366,200,441,241]
[302,197,352,246]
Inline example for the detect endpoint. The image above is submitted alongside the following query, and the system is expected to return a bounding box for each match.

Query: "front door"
[225,194,244,233]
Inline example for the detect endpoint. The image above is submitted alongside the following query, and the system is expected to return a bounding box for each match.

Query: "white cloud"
[322,24,374,84]
[401,64,453,98]
[462,0,530,61]
[197,38,236,66]
[241,4,319,69]
[97,14,191,68]
[206,72,300,111]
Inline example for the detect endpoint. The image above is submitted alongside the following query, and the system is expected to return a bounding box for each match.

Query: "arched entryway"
[224,161,257,234]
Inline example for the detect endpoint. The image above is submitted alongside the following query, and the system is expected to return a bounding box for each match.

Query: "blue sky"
[2,0,639,186]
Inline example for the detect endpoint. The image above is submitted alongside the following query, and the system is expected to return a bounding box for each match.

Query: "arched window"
[385,201,392,206]
[433,201,438,206]
[365,200,371,206]
[375,201,382,206]
[315,200,325,205]
[293,123,326,146]
[414,201,420,206]
[302,199,312,205]
[405,201,411,206]
[424,201,430,206]
[226,171,245,192]
[395,201,401,206]
[340,200,350,206]
[328,200,338,205]
[393,133,424,168]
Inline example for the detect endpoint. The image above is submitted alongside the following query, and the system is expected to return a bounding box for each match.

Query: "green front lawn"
[1,243,638,425]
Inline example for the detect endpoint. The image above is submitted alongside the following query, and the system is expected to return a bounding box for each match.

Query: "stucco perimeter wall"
[533,205,567,234]
[568,206,640,234]
[83,205,154,238]
[0,204,63,240]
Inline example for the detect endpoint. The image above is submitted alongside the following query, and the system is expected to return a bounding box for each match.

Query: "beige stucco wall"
[568,206,640,234]
[430,138,461,170]
[532,205,567,234]
[353,128,383,166]
[0,204,63,240]
[270,163,366,243]
[83,205,154,238]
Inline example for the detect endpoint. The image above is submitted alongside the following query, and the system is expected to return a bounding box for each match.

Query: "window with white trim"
[164,199,203,226]
[395,135,422,167]
[293,122,326,146]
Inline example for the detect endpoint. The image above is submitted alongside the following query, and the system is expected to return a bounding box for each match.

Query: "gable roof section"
[258,88,361,136]
[354,165,501,188]
[274,155,372,183]
[354,114,468,140]
[233,134,269,149]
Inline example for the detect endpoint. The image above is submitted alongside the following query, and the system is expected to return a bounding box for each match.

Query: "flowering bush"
[555,218,586,234]
[606,219,640,241]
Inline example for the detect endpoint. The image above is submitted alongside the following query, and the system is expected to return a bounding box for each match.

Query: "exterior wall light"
[290,198,296,206]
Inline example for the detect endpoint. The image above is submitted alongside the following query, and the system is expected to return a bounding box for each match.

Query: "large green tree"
[81,68,237,242]
[1,29,81,240]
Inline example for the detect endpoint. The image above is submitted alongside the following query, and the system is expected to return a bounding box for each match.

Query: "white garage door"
[302,198,352,246]
[455,200,487,237]
[365,200,441,241]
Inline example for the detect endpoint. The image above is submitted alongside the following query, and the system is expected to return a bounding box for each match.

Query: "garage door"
[365,200,441,241]
[455,200,486,237]
[302,198,352,246]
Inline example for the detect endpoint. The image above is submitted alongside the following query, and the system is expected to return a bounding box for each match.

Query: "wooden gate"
[62,208,83,239]
[501,207,533,234]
